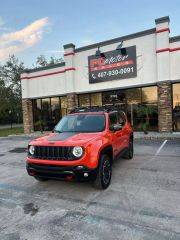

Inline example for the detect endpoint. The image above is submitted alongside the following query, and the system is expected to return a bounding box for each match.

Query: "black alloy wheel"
[92,154,112,189]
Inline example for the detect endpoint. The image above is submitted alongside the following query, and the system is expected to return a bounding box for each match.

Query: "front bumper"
[26,162,97,181]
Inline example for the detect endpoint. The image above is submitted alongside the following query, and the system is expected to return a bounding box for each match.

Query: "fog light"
[76,165,84,170]
[84,173,88,177]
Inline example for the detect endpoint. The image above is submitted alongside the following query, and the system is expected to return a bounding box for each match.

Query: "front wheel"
[123,138,134,160]
[92,154,112,190]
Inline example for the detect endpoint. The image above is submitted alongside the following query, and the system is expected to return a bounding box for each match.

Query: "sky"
[0,0,180,67]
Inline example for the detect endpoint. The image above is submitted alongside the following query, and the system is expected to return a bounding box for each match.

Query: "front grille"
[29,146,75,160]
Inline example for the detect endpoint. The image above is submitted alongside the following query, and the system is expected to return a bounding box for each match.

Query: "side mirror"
[110,123,123,132]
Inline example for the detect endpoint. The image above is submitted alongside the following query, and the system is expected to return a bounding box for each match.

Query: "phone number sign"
[88,46,137,83]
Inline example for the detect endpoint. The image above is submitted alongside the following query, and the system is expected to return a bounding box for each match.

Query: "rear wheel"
[123,138,134,160]
[92,154,112,190]
[34,176,48,181]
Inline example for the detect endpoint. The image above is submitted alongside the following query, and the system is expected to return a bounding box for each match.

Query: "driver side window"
[109,113,118,129]
[118,112,126,126]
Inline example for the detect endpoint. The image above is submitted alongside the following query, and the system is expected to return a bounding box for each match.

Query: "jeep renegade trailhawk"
[26,107,133,189]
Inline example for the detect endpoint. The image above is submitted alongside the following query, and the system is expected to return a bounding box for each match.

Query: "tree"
[0,54,64,125]
[35,55,64,67]
[0,55,25,124]
[0,55,24,99]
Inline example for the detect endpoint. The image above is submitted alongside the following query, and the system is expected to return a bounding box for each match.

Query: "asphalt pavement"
[0,136,180,240]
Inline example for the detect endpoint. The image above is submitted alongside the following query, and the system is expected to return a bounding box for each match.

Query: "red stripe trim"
[170,47,180,52]
[156,28,170,33]
[64,52,75,56]
[156,47,180,53]
[21,67,75,80]
[156,48,170,53]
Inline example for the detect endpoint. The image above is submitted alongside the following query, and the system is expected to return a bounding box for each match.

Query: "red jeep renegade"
[26,107,133,189]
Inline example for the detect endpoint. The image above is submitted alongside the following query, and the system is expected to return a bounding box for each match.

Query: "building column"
[67,93,78,113]
[158,81,173,132]
[22,99,33,134]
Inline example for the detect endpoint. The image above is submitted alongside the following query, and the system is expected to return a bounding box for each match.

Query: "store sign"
[88,46,137,83]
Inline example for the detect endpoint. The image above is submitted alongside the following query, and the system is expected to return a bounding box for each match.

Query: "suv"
[26,107,133,189]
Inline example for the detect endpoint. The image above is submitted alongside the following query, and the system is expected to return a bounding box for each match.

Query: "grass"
[0,127,24,137]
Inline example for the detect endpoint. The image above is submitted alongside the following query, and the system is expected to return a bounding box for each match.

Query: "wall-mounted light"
[116,41,127,55]
[95,47,101,57]
[116,41,123,51]
[95,46,106,58]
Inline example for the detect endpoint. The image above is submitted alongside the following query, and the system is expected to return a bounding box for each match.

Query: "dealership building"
[21,16,180,134]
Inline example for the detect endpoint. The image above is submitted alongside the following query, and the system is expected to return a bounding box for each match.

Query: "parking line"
[155,140,168,156]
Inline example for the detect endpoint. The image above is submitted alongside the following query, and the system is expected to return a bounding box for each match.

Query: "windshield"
[54,114,105,133]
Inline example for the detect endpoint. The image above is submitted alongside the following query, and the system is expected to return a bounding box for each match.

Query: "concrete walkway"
[6,131,180,140]
[134,131,180,139]
[0,123,23,129]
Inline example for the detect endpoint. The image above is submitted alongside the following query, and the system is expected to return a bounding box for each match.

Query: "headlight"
[72,146,83,158]
[29,145,35,155]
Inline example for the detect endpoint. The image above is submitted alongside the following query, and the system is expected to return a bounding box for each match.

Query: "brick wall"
[22,99,33,134]
[158,81,173,132]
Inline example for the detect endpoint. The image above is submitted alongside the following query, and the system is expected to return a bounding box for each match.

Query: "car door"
[117,111,129,150]
[109,112,123,157]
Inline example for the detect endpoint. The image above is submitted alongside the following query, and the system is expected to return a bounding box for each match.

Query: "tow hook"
[66,175,74,181]
[28,170,36,176]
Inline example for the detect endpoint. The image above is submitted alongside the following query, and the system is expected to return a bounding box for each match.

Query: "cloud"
[0,17,49,60]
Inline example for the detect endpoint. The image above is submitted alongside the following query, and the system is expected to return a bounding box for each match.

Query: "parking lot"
[0,136,180,240]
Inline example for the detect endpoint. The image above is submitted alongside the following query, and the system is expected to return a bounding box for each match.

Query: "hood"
[30,132,102,146]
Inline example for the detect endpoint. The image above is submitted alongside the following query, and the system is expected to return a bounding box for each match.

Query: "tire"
[123,138,134,160]
[92,154,112,190]
[34,176,48,181]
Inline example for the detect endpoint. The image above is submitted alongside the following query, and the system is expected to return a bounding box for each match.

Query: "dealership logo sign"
[88,46,137,83]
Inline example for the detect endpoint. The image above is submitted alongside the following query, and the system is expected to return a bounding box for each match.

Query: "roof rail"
[70,105,125,113]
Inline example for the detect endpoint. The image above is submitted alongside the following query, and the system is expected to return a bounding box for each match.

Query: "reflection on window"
[126,88,141,104]
[91,93,102,106]
[173,83,180,131]
[142,86,157,104]
[102,90,126,105]
[32,96,67,131]
[79,94,90,107]
[61,96,67,117]
[42,98,51,131]
[33,99,42,131]
[51,97,60,126]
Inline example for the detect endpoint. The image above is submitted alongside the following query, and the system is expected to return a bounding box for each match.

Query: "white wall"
[74,34,157,93]
[21,20,180,100]
[170,41,180,81]
[21,66,66,99]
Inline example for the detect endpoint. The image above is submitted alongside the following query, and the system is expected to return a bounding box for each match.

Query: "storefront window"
[139,86,158,131]
[173,83,180,131]
[60,96,67,117]
[126,88,141,104]
[133,104,158,131]
[142,86,157,104]
[51,97,60,127]
[33,99,42,131]
[91,93,102,106]
[79,94,90,107]
[102,90,126,106]
[41,98,51,131]
[32,96,67,131]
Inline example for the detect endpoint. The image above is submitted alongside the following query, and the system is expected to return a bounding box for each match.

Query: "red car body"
[26,109,133,189]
